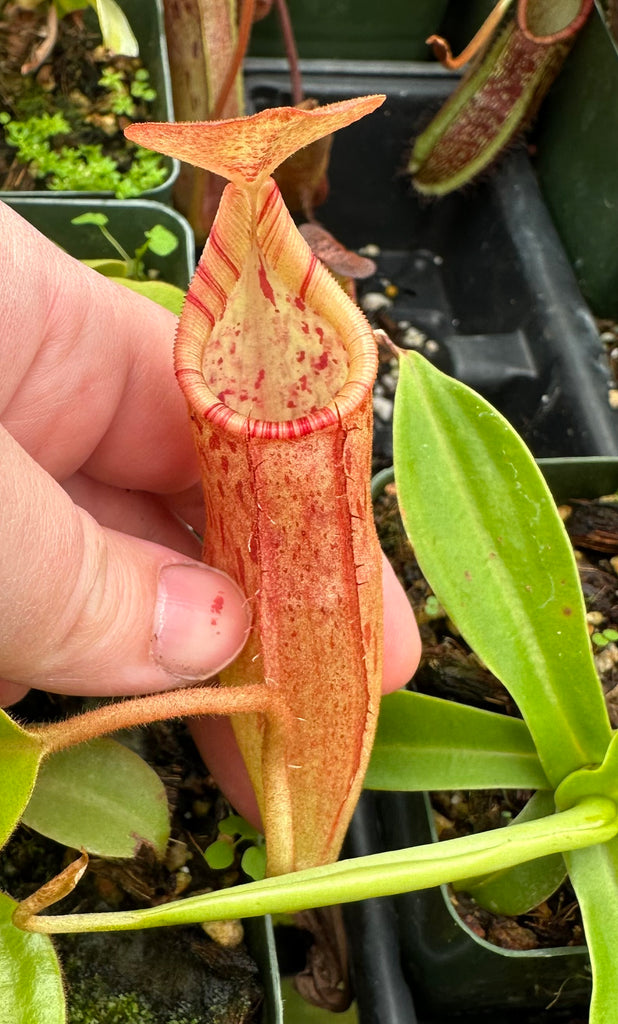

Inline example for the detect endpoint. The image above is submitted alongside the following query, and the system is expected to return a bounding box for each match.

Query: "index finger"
[0,202,198,494]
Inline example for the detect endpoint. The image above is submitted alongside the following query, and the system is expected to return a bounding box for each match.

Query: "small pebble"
[608,389,618,409]
[359,243,380,258]
[361,292,392,313]
[373,395,393,421]
[587,611,606,626]
[401,326,426,349]
[201,919,245,948]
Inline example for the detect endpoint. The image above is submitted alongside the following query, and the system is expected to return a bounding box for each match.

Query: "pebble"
[361,291,392,313]
[401,326,426,349]
[201,919,245,948]
[359,243,380,258]
[373,395,394,422]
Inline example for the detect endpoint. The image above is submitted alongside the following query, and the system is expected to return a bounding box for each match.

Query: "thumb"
[1,429,250,696]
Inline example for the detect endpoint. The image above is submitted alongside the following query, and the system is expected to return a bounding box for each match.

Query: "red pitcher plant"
[124,96,386,875]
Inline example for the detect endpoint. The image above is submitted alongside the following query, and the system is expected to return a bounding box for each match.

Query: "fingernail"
[152,563,251,680]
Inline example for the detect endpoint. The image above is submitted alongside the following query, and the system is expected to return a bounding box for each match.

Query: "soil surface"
[375,482,618,951]
[0,3,163,194]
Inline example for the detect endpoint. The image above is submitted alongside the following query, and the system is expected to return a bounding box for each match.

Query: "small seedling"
[592,628,618,648]
[70,213,185,314]
[204,814,267,881]
[71,212,178,280]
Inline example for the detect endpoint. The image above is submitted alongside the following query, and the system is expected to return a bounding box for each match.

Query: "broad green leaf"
[365,689,549,791]
[241,845,267,881]
[22,738,170,858]
[81,258,128,277]
[393,352,611,786]
[218,814,262,841]
[0,893,65,1023]
[204,840,235,870]
[457,791,567,915]
[110,277,186,315]
[0,711,42,849]
[27,797,618,932]
[144,225,179,257]
[90,0,138,56]
[565,838,618,1024]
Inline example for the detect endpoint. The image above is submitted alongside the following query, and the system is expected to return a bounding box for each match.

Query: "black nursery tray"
[245,59,618,463]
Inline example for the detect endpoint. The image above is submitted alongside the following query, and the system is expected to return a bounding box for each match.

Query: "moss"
[67,972,201,1024]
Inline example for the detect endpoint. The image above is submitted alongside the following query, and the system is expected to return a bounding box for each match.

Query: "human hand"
[0,200,420,817]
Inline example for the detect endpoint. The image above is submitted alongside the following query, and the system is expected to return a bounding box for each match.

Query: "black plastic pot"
[244,60,618,464]
[1,0,179,202]
[350,458,618,1024]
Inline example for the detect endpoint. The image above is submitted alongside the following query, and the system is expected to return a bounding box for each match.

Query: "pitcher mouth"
[174,178,379,442]
[176,333,377,440]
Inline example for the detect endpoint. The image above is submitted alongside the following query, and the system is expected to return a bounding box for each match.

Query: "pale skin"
[0,200,421,822]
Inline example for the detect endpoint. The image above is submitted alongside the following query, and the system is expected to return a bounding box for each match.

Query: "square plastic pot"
[1,0,179,202]
[5,196,194,290]
[245,60,618,463]
[346,457,618,1023]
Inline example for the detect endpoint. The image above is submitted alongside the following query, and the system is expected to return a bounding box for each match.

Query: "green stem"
[18,797,618,934]
[34,684,272,755]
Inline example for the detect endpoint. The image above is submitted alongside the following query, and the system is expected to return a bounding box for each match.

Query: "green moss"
[67,975,201,1024]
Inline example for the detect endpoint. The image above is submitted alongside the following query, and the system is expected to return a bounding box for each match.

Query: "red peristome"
[518,0,593,44]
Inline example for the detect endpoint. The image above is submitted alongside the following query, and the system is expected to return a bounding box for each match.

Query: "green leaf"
[0,893,66,1023]
[28,797,618,932]
[365,689,549,791]
[70,213,109,227]
[81,258,128,277]
[22,738,170,858]
[218,814,261,841]
[393,352,612,786]
[241,845,267,881]
[0,711,42,849]
[565,838,618,1024]
[90,0,138,56]
[144,225,179,257]
[458,791,567,915]
[109,278,186,315]
[204,840,235,870]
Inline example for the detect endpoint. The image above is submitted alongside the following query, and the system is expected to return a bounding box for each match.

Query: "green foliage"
[71,212,178,277]
[592,628,618,647]
[0,710,43,848]
[71,213,184,313]
[1,104,166,197]
[22,738,170,858]
[98,67,157,119]
[365,689,549,792]
[0,892,66,1023]
[392,351,611,788]
[204,814,267,881]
